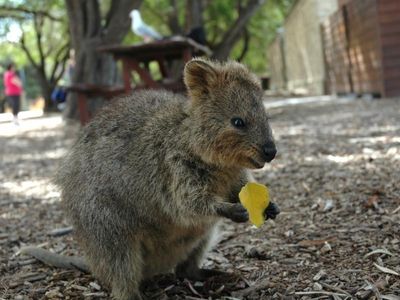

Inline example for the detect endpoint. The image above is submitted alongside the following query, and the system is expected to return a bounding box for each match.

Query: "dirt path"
[1,98,399,299]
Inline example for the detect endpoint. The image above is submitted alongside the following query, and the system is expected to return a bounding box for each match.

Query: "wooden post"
[77,93,90,125]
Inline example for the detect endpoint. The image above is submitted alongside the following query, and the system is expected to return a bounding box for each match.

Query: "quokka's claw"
[264,202,280,220]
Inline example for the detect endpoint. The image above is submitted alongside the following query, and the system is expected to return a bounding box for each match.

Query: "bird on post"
[129,9,162,42]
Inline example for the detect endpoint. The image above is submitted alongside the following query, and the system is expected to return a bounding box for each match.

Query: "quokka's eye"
[231,117,246,128]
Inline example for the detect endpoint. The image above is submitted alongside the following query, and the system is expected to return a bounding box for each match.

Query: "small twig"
[364,249,393,259]
[163,284,175,292]
[240,276,252,288]
[210,284,225,294]
[373,263,400,276]
[48,226,73,237]
[320,282,352,298]
[83,292,107,297]
[232,279,275,298]
[148,284,175,298]
[343,269,362,273]
[184,279,203,298]
[364,280,382,300]
[295,291,348,297]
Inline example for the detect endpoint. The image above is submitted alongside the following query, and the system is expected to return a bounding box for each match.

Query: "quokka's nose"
[262,141,277,162]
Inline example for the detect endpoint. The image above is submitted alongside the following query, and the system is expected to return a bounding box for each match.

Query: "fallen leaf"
[320,241,332,254]
[298,237,337,247]
[364,249,393,259]
[364,195,379,209]
[381,295,400,300]
[373,263,400,276]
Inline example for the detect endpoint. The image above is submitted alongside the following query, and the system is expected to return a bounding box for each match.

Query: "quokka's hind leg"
[175,228,228,281]
[112,285,142,300]
[111,271,143,300]
[86,241,144,300]
[111,248,144,300]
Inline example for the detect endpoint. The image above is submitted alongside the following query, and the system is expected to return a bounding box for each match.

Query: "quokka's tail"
[20,246,89,273]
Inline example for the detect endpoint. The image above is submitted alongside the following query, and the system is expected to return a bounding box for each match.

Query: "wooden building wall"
[267,0,338,95]
[348,0,382,95]
[322,9,351,94]
[322,0,400,97]
[268,34,286,92]
[378,0,400,97]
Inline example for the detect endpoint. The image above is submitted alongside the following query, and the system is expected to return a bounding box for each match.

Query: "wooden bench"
[65,84,125,125]
[98,37,211,93]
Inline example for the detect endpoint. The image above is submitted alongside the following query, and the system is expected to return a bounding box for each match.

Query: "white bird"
[129,10,162,41]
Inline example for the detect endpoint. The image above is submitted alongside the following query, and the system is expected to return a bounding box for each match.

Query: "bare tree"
[0,5,70,111]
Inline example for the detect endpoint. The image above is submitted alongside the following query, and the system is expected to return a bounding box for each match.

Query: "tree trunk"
[63,0,142,120]
[185,0,204,32]
[28,65,55,111]
[212,0,266,61]
[167,0,184,35]
[36,74,55,111]
[236,27,250,62]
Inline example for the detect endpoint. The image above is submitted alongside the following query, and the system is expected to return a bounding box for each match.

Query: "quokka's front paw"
[217,203,249,223]
[264,202,280,220]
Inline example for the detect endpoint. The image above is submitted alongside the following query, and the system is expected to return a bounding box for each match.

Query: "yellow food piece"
[239,182,270,227]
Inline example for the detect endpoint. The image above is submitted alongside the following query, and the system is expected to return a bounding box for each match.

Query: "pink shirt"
[4,70,23,96]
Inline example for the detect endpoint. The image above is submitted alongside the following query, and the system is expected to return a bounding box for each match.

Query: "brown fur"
[55,58,276,299]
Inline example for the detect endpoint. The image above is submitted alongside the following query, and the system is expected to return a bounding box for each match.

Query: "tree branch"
[19,33,39,70]
[103,0,143,43]
[104,1,118,29]
[212,0,267,61]
[85,0,101,38]
[168,0,183,34]
[65,0,85,51]
[236,26,250,62]
[33,15,46,75]
[53,47,70,83]
[50,41,70,82]
[145,6,172,32]
[0,5,62,22]
[185,0,204,32]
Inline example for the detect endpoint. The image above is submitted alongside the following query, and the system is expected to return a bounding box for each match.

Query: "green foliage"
[23,66,42,100]
[0,0,69,100]
[205,0,295,73]
[123,0,295,74]
[0,42,27,67]
[123,1,176,45]
[240,0,295,73]
[0,0,295,102]
[203,1,239,46]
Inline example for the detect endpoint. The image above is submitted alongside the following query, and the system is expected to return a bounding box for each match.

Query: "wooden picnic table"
[65,84,125,125]
[68,37,210,125]
[98,37,211,93]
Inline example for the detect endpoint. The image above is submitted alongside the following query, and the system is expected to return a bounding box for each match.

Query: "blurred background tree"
[0,0,69,111]
[133,0,295,73]
[0,0,295,116]
[63,0,142,118]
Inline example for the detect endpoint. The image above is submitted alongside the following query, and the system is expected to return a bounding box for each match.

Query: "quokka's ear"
[184,58,218,98]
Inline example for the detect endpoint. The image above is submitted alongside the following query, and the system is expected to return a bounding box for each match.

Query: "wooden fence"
[322,0,400,97]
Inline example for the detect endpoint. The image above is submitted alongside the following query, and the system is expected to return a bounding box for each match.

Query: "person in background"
[3,62,23,125]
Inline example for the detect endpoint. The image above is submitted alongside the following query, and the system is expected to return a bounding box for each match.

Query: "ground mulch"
[1,97,399,299]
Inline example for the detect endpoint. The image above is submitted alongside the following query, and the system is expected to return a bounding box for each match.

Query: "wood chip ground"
[1,97,399,299]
